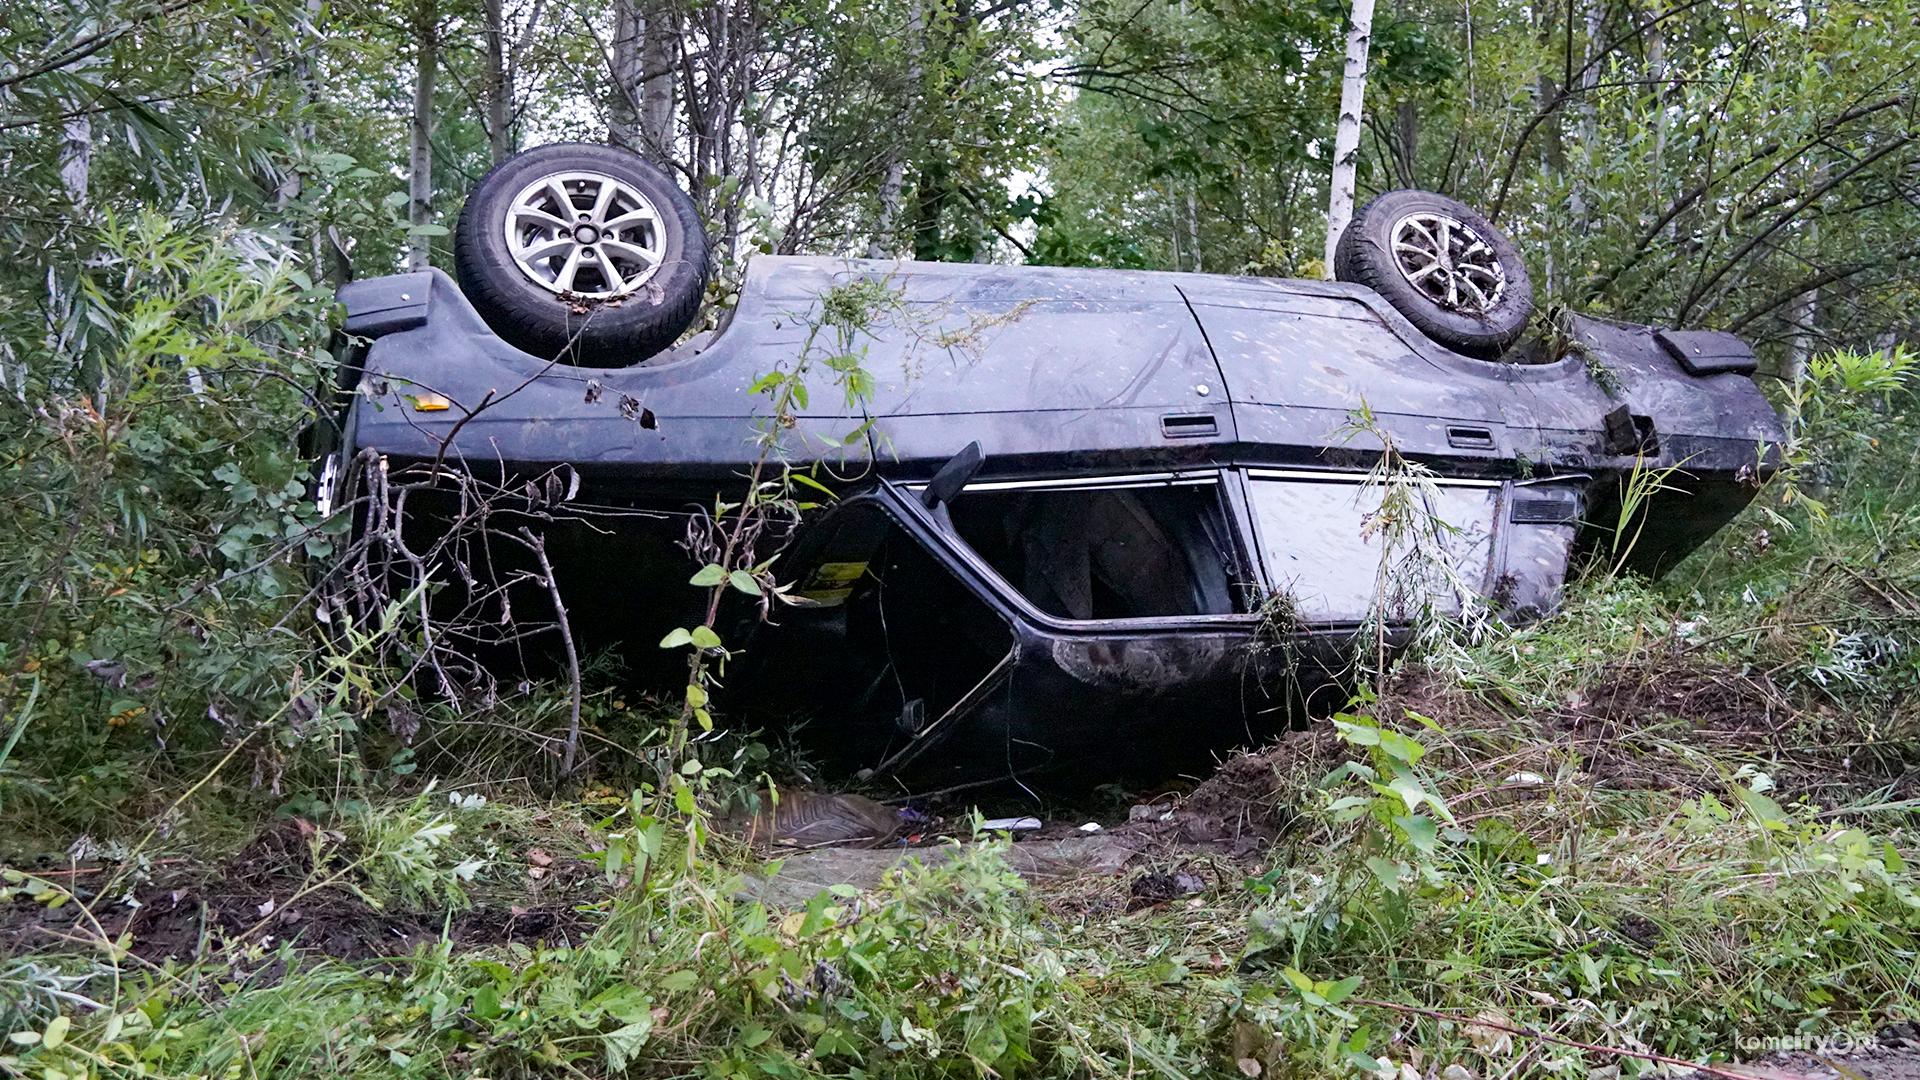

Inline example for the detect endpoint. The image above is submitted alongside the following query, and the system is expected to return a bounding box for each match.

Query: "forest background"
[3,1,1920,1078]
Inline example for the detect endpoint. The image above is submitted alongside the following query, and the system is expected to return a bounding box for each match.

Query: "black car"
[314,144,1784,789]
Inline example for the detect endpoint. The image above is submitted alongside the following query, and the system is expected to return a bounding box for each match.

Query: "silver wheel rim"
[1389,212,1507,315]
[502,170,665,298]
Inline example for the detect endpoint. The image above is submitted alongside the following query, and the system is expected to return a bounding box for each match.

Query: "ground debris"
[719,789,903,850]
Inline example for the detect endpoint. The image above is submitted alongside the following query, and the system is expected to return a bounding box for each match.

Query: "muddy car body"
[322,225,1782,787]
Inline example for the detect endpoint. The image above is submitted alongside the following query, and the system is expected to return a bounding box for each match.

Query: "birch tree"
[1324,0,1376,276]
[407,0,439,272]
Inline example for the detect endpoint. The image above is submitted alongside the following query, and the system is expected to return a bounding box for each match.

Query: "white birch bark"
[1568,0,1603,237]
[484,0,511,163]
[609,0,641,150]
[407,0,438,273]
[869,160,907,259]
[59,117,92,208]
[869,0,923,258]
[639,0,675,161]
[1324,0,1376,277]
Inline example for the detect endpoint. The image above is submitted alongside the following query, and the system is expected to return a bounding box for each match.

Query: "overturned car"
[314,144,1784,789]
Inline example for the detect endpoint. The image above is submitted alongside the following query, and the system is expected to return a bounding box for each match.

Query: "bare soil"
[1,818,606,966]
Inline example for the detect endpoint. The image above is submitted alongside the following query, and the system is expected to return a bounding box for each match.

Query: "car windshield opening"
[945,479,1244,619]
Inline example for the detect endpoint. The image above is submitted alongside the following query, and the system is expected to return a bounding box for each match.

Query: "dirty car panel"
[324,257,1785,787]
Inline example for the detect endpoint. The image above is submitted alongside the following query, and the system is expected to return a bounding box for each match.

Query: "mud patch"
[1,820,607,966]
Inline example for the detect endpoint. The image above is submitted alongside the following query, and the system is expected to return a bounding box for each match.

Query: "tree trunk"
[609,0,641,151]
[639,0,675,161]
[484,0,511,163]
[870,0,923,258]
[1391,101,1418,188]
[1186,188,1203,273]
[408,0,438,273]
[869,160,907,259]
[1647,14,1666,170]
[1324,0,1377,277]
[1568,0,1603,238]
[58,118,91,209]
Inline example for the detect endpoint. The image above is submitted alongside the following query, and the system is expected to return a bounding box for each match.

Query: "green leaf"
[728,570,762,595]
[1579,952,1605,994]
[1324,975,1362,1004]
[1377,729,1427,766]
[685,683,708,709]
[1885,842,1908,875]
[41,1016,68,1050]
[1394,814,1438,854]
[689,564,727,587]
[659,628,693,649]
[604,1017,652,1072]
[791,472,836,497]
[1365,856,1405,893]
[1332,716,1381,746]
[1733,784,1789,830]
[1378,774,1452,820]
[1280,967,1315,993]
[689,626,722,649]
[694,707,714,732]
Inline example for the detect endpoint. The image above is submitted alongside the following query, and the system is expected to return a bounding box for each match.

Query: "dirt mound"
[1112,726,1346,853]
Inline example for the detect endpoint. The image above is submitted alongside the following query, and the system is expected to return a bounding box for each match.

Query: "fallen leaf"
[256,897,275,917]
[1238,1059,1263,1077]
[526,848,553,867]
[1465,1010,1514,1056]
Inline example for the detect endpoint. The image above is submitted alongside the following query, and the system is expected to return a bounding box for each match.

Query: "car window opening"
[1248,476,1499,623]
[946,483,1243,620]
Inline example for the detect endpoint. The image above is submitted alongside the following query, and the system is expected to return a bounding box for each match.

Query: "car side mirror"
[922,441,985,509]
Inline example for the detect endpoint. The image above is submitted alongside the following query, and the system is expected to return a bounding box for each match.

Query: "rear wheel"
[1334,189,1534,360]
[454,143,709,366]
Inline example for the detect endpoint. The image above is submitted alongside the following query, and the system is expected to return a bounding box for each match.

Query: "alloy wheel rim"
[1388,212,1507,315]
[502,170,665,298]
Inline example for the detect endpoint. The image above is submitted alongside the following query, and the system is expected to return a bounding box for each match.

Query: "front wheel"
[1334,189,1534,360]
[454,143,710,367]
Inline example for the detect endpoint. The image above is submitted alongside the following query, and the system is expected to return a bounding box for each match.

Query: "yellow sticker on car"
[798,561,869,605]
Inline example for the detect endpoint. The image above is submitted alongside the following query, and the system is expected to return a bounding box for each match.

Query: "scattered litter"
[1504,772,1547,785]
[980,816,1042,832]
[1128,804,1176,823]
[1077,822,1103,833]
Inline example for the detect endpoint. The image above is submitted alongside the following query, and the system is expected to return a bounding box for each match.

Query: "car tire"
[454,143,709,366]
[1334,189,1534,359]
